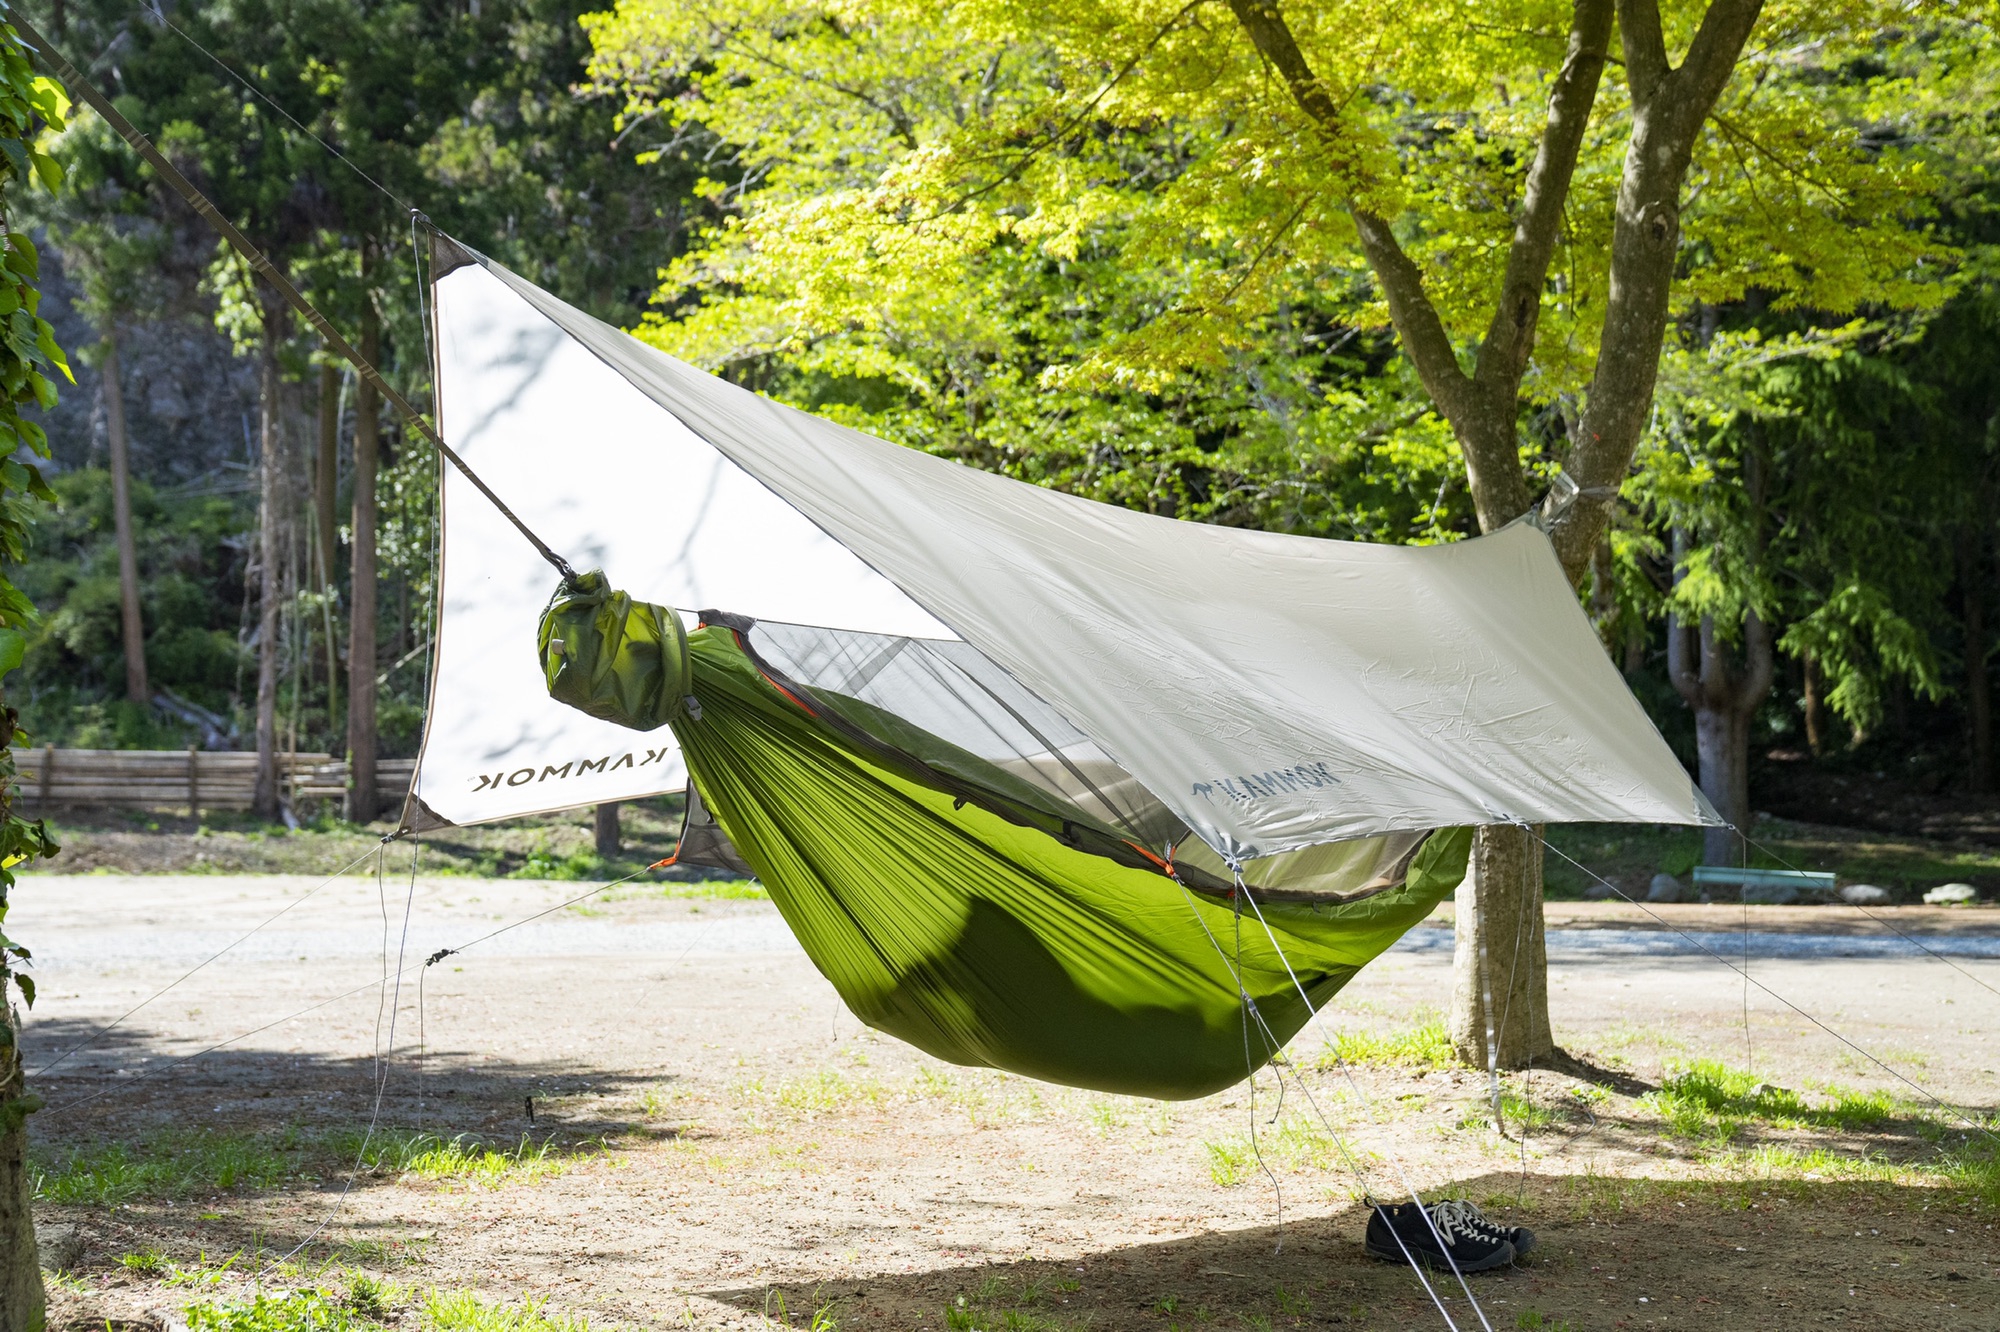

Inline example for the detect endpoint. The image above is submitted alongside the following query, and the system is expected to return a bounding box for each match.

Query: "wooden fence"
[14,747,416,814]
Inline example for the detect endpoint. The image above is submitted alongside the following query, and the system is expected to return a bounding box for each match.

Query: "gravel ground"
[17,872,2000,1331]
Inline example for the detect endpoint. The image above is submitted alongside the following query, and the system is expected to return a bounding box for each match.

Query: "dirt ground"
[17,870,2000,1331]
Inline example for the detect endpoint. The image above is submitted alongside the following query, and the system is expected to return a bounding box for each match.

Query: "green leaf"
[35,320,70,382]
[0,625,22,681]
[14,973,31,1008]
[29,76,70,126]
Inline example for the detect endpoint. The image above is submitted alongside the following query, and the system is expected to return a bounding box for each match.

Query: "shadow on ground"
[710,1172,1997,1332]
[23,1012,673,1168]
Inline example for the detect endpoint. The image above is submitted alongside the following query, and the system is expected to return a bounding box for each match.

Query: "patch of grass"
[121,1247,173,1274]
[1541,817,2000,900]
[182,1287,369,1332]
[773,1070,887,1114]
[343,1275,399,1320]
[511,837,607,881]
[1643,1060,1897,1143]
[637,1084,686,1119]
[33,1130,301,1204]
[1318,1018,1456,1071]
[1515,1312,1576,1332]
[1937,1133,2000,1207]
[1203,1117,1346,1187]
[599,878,766,903]
[423,1290,592,1332]
[344,1132,574,1186]
[1499,1089,1565,1135]
[168,1272,588,1332]
[908,1066,1029,1126]
[944,1273,1085,1332]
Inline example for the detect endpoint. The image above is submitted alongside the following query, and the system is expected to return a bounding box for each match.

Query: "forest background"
[10,0,2000,861]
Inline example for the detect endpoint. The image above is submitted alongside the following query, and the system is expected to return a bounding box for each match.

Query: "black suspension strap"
[10,11,579,586]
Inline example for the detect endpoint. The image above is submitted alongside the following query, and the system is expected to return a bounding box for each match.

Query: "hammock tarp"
[409,238,1715,1100]
[541,573,1470,1099]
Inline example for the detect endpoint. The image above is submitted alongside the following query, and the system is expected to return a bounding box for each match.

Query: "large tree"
[588,0,1961,1065]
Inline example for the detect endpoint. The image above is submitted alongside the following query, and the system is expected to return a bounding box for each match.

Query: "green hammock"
[541,574,1469,1100]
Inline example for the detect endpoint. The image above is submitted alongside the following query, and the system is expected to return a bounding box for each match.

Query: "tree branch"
[1673,0,1767,128]
[1550,0,1767,579]
[1472,0,1615,395]
[1225,1,1473,418]
[1349,211,1475,421]
[1736,610,1775,712]
[1615,0,1668,102]
[1667,612,1701,706]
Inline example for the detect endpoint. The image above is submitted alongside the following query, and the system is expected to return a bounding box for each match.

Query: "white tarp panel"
[414,262,952,826]
[430,246,1711,855]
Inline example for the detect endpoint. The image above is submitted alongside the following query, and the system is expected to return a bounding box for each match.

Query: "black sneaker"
[1365,1199,1516,1272]
[1454,1198,1537,1256]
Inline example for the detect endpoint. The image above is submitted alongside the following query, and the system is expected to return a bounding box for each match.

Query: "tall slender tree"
[99,330,147,703]
[347,294,380,821]
[251,310,286,819]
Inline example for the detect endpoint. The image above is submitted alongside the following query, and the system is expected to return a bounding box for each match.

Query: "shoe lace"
[1428,1199,1507,1246]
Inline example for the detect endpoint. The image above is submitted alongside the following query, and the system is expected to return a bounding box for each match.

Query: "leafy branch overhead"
[0,8,68,1176]
[586,0,1963,564]
[0,6,68,1001]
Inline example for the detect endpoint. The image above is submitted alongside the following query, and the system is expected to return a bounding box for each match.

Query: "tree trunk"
[252,335,282,821]
[594,803,621,858]
[103,333,148,706]
[1693,697,1751,865]
[1671,608,1773,865]
[314,363,339,594]
[1965,539,1991,794]
[316,363,341,737]
[1802,653,1826,758]
[0,994,43,1332]
[1450,824,1552,1069]
[346,305,380,824]
[1226,0,1767,1074]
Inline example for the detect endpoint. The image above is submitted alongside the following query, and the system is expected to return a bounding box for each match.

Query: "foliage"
[20,1,699,761]
[31,1127,303,1204]
[0,8,71,1125]
[1596,25,2000,751]
[582,2,1960,535]
[1316,1018,1455,1070]
[343,1131,573,1186]
[1643,1059,1898,1143]
[11,467,251,746]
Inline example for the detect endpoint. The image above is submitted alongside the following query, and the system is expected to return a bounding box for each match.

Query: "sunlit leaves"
[589,0,1964,483]
[0,16,68,1021]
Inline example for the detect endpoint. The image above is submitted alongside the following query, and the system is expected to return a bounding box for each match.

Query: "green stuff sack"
[537,571,690,731]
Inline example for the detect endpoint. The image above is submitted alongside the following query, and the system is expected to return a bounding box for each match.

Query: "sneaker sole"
[1510,1230,1537,1257]
[1364,1239,1517,1273]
